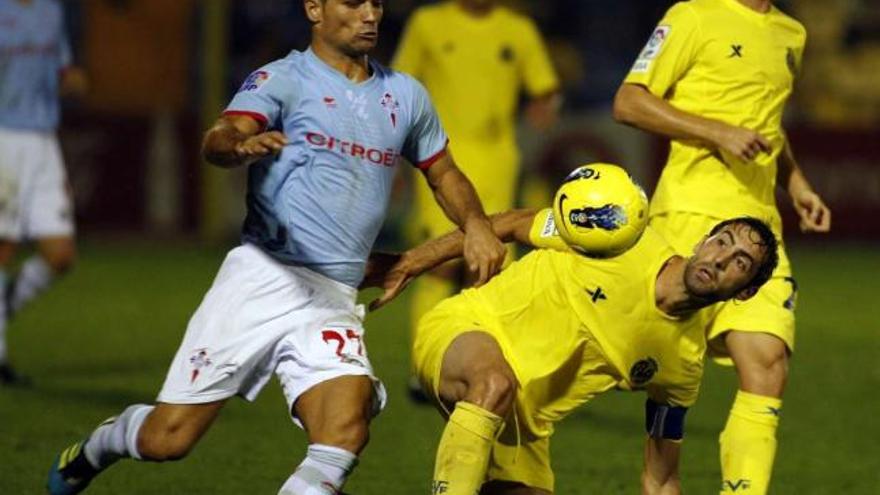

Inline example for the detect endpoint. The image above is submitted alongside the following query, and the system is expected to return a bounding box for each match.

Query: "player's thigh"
[413,298,511,407]
[294,375,374,450]
[486,434,554,494]
[25,134,74,241]
[725,330,789,397]
[706,275,797,365]
[437,331,517,408]
[0,130,28,244]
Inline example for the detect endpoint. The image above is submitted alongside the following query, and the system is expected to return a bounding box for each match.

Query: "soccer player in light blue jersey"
[0,0,88,384]
[46,1,506,494]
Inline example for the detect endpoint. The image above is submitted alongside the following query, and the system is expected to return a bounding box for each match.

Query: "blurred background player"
[613,0,832,492]
[372,208,778,495]
[392,0,561,399]
[45,1,504,494]
[0,0,87,384]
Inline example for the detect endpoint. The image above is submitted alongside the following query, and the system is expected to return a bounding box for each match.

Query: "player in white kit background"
[0,0,88,384]
[46,1,506,494]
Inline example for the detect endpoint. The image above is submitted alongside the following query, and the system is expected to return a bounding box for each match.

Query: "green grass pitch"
[1,238,878,493]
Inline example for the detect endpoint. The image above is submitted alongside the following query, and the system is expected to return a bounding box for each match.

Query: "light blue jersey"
[0,0,71,131]
[225,48,449,287]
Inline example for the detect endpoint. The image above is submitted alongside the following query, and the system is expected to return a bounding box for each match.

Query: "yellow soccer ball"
[552,163,649,257]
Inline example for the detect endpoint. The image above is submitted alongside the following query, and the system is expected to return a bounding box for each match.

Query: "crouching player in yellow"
[372,209,778,494]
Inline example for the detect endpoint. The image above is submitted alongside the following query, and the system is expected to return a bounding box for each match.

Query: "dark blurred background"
[57,0,880,243]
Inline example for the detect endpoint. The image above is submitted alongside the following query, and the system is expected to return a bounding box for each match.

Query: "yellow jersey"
[453,209,709,433]
[624,0,806,229]
[393,3,558,145]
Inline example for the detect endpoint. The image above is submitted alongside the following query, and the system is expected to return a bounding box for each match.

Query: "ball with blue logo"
[553,163,649,257]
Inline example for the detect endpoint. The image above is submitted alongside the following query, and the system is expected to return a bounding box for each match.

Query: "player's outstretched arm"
[202,114,288,168]
[360,209,538,311]
[778,136,831,233]
[641,437,682,495]
[613,83,771,162]
[422,154,507,286]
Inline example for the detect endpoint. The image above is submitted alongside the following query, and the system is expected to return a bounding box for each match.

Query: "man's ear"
[734,285,758,301]
[304,0,323,24]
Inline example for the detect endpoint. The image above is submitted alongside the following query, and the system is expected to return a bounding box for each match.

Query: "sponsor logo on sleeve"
[541,212,558,238]
[238,70,272,93]
[631,25,670,73]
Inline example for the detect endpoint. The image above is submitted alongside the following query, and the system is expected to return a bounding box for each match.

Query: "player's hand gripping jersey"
[224,48,449,287]
[625,0,806,227]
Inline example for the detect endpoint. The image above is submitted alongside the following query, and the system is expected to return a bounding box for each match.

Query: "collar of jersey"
[448,2,501,28]
[304,47,379,88]
[721,0,779,23]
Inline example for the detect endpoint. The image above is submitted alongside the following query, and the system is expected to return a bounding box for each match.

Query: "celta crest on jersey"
[188,348,213,384]
[239,70,272,92]
[379,92,399,129]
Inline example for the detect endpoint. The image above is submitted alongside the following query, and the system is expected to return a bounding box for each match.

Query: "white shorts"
[157,243,387,428]
[0,128,74,240]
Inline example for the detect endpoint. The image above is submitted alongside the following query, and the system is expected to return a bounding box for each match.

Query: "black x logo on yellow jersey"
[586,287,607,303]
[729,44,743,58]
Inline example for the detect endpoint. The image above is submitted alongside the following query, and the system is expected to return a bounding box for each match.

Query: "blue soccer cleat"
[46,440,100,495]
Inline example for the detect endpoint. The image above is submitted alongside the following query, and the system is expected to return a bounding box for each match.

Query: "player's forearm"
[432,166,492,232]
[202,124,252,168]
[403,209,537,274]
[613,83,726,146]
[777,138,815,198]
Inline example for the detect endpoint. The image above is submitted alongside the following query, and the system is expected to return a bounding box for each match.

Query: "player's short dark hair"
[708,216,779,291]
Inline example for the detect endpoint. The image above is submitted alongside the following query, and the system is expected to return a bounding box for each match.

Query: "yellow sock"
[410,275,455,343]
[719,391,782,494]
[433,402,504,495]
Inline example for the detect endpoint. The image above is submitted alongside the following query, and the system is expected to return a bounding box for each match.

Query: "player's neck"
[655,256,709,318]
[310,41,372,83]
[735,0,772,14]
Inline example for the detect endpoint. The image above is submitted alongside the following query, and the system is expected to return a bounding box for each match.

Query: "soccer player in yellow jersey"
[365,209,778,494]
[612,1,831,493]
[393,0,561,361]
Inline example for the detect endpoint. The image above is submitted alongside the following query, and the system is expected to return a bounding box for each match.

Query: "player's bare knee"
[466,367,516,416]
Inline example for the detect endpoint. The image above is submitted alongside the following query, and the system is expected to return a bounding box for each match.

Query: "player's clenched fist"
[235,131,288,159]
[462,217,506,287]
[712,123,772,162]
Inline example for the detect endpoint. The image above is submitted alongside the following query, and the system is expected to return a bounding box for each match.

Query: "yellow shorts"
[410,140,519,242]
[413,294,615,492]
[413,295,556,491]
[649,212,797,364]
